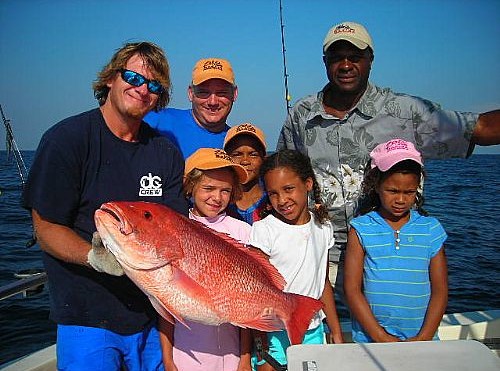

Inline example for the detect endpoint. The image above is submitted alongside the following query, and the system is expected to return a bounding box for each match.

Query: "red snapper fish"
[94,201,323,345]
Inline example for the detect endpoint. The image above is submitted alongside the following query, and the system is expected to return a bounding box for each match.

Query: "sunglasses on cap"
[120,69,164,95]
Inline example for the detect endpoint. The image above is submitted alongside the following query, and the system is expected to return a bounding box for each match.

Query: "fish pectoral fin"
[235,308,285,332]
[172,267,215,303]
[148,295,190,330]
[148,296,174,323]
[169,267,223,320]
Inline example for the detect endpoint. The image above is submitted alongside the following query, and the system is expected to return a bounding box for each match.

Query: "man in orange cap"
[145,58,238,158]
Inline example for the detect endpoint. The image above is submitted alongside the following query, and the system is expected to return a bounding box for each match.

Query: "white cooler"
[286,340,499,371]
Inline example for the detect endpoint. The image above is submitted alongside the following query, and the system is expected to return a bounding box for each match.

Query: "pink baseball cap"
[370,139,423,171]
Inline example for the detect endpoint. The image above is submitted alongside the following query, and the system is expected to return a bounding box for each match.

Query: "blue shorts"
[253,323,325,369]
[56,324,164,371]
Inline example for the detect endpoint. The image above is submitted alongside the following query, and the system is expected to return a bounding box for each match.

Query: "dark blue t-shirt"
[22,108,188,334]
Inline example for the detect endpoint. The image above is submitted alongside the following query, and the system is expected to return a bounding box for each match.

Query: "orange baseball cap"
[185,148,248,183]
[223,123,266,152]
[192,58,235,86]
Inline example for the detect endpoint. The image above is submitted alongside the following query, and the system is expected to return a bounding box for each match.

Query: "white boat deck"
[1,345,56,371]
[1,309,499,371]
[438,310,500,342]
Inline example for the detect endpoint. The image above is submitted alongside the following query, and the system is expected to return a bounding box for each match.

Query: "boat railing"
[0,270,47,301]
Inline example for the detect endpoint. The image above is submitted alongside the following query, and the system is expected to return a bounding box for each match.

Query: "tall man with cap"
[145,58,238,158]
[276,21,500,290]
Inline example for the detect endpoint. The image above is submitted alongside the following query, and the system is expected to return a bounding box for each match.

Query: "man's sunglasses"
[120,69,163,95]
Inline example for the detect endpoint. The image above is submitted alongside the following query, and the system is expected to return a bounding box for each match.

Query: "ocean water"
[0,151,499,364]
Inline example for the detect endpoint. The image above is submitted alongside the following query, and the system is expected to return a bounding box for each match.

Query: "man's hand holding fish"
[87,231,124,276]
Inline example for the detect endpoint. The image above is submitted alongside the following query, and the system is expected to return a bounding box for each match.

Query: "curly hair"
[358,159,427,216]
[259,149,329,224]
[93,41,171,111]
[183,168,243,205]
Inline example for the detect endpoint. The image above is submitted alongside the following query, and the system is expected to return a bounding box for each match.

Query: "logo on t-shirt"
[139,173,162,196]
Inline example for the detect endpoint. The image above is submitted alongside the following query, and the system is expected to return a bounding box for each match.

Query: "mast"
[1,104,28,187]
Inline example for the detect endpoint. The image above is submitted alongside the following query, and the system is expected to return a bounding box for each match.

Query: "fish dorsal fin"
[239,246,286,290]
[189,220,286,290]
[186,218,249,251]
[188,218,234,238]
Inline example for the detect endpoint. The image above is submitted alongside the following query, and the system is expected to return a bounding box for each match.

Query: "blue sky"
[1,0,499,154]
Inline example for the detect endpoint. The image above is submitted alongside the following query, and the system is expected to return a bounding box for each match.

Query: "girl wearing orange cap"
[159,147,252,371]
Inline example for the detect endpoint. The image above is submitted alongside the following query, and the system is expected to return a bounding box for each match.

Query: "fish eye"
[144,211,152,220]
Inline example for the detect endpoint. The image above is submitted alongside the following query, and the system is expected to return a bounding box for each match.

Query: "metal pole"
[279,0,292,116]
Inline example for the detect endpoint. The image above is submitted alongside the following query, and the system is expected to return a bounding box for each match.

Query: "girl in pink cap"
[344,139,448,343]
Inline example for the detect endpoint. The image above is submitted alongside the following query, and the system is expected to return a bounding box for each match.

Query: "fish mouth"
[98,203,134,236]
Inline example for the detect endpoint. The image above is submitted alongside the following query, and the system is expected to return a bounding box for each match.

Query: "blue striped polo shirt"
[350,210,447,342]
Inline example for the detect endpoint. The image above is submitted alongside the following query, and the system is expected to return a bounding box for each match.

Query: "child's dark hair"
[358,159,427,216]
[259,149,329,223]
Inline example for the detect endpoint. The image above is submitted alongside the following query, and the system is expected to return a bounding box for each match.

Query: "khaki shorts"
[328,260,345,299]
[328,261,339,288]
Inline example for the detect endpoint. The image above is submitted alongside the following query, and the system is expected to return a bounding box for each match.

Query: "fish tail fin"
[285,294,323,345]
